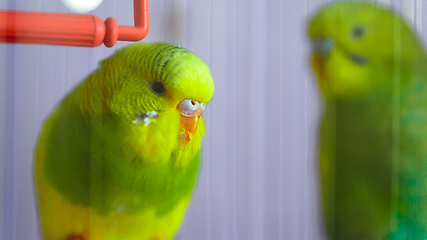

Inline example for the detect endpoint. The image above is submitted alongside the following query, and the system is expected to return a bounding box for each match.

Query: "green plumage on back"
[35,43,214,240]
[309,1,427,239]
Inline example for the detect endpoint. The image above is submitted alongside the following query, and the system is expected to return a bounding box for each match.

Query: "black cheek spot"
[349,53,369,65]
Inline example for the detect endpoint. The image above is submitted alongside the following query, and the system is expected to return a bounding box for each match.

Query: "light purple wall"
[0,0,425,239]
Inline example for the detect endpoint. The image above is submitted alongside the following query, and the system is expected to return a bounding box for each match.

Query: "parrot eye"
[351,25,365,39]
[150,80,165,96]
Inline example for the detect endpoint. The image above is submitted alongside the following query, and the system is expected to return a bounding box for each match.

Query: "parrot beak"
[177,99,206,148]
[311,50,331,92]
[178,115,201,148]
[311,51,325,77]
[311,34,333,90]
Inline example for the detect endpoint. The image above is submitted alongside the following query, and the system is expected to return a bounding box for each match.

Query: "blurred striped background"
[0,0,425,239]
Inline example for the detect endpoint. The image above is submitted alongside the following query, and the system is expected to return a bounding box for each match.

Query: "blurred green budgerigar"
[309,1,427,239]
[34,42,214,240]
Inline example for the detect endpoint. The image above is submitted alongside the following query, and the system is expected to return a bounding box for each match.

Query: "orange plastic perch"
[0,0,149,47]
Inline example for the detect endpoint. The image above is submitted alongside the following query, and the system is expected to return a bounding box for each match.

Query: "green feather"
[309,1,427,239]
[35,42,214,239]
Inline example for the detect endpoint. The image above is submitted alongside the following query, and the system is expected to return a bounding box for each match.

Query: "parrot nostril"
[178,99,205,116]
[324,39,333,50]
[313,36,334,56]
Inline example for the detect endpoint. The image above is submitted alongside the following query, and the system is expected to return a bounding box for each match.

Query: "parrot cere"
[34,43,214,240]
[309,1,427,240]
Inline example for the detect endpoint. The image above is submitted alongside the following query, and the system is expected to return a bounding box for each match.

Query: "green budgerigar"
[309,1,427,239]
[34,43,214,240]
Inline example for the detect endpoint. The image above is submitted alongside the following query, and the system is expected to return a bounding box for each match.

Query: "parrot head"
[91,43,214,161]
[308,1,426,99]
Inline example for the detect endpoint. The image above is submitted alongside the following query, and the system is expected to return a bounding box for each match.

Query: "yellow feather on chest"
[35,157,192,240]
[34,110,206,240]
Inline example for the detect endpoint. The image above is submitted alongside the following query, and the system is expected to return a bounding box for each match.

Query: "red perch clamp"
[0,0,149,47]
